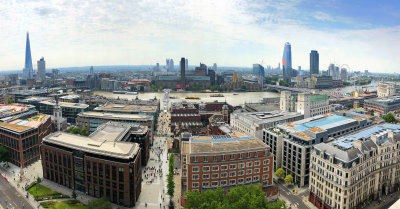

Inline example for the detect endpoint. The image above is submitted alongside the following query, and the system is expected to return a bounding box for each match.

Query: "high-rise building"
[166,59,174,72]
[340,68,348,81]
[212,63,217,71]
[328,64,335,78]
[310,50,319,75]
[89,66,94,75]
[180,57,186,89]
[335,66,340,80]
[282,42,292,83]
[23,32,34,79]
[37,57,46,81]
[253,64,265,78]
[185,59,188,70]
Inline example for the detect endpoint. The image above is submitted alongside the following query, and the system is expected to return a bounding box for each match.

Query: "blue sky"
[0,0,399,73]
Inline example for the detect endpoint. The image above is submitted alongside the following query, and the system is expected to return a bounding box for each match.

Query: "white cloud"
[0,0,399,73]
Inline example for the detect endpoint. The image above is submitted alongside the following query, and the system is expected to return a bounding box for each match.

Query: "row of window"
[189,160,270,172]
[192,167,270,179]
[186,151,269,163]
[191,174,270,189]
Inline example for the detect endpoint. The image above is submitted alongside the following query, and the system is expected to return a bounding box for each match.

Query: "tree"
[184,185,286,209]
[167,154,175,199]
[139,86,145,92]
[88,198,112,209]
[0,145,10,163]
[80,126,89,136]
[36,177,41,184]
[279,80,288,87]
[383,112,396,123]
[71,190,77,199]
[7,98,12,104]
[275,168,285,180]
[284,174,293,185]
[241,84,247,90]
[70,127,79,134]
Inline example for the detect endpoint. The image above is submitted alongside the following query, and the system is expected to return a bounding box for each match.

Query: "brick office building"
[0,113,51,168]
[41,122,144,207]
[180,133,277,206]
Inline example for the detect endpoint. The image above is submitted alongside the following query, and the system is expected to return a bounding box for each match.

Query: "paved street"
[276,181,312,209]
[0,175,34,209]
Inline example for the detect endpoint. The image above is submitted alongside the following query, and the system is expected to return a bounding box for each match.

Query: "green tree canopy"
[71,190,77,199]
[241,84,247,90]
[70,127,79,134]
[383,112,396,123]
[88,198,112,209]
[275,168,285,180]
[184,185,286,209]
[80,126,89,136]
[167,153,175,198]
[0,145,10,162]
[7,98,12,104]
[284,175,293,185]
[279,80,288,87]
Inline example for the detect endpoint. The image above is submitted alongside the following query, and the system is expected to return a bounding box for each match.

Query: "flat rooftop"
[44,123,140,159]
[283,114,356,132]
[94,103,157,113]
[0,104,35,118]
[232,111,302,125]
[40,100,89,109]
[78,111,153,121]
[182,133,268,154]
[0,114,50,133]
[365,96,400,106]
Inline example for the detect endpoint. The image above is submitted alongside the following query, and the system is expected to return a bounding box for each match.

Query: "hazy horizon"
[1,0,399,73]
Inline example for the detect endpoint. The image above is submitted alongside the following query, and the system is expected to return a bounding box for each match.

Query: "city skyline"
[1,0,400,72]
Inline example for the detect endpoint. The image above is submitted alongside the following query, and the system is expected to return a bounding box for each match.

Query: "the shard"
[23,32,33,79]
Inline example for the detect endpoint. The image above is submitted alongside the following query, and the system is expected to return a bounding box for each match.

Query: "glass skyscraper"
[23,32,33,79]
[253,64,265,78]
[310,50,319,75]
[282,42,292,83]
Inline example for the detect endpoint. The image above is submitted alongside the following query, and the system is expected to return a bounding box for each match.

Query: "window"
[263,174,269,180]
[263,160,267,165]
[246,162,253,167]
[118,167,124,182]
[238,171,245,176]
[253,176,260,182]
[203,156,208,162]
[263,167,269,172]
[229,164,236,170]
[221,180,227,186]
[254,161,260,166]
[202,182,210,188]
[212,165,219,171]
[229,179,236,185]
[222,155,226,161]
[247,152,251,158]
[193,156,198,162]
[203,174,210,179]
[229,171,236,177]
[183,157,186,162]
[213,156,217,162]
[220,172,228,178]
[238,178,244,184]
[246,169,252,175]
[192,167,199,172]
[239,153,243,159]
[246,177,252,183]
[192,182,199,188]
[112,166,116,181]
[203,166,210,172]
[254,152,258,157]
[212,173,219,179]
[254,168,260,174]
[238,163,245,169]
[212,181,218,187]
[230,154,235,160]
[192,174,199,180]
[221,165,228,171]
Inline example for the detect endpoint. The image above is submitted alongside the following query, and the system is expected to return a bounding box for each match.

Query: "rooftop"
[284,114,356,132]
[232,111,302,125]
[182,133,268,154]
[365,96,400,106]
[78,111,153,121]
[0,113,49,133]
[94,103,157,113]
[40,100,89,109]
[0,104,35,118]
[44,123,141,159]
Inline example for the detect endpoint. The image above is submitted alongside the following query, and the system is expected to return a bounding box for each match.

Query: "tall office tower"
[253,64,265,78]
[335,66,340,80]
[310,50,319,75]
[282,42,292,83]
[37,57,46,81]
[328,64,335,78]
[89,66,94,75]
[341,68,348,81]
[212,63,217,71]
[185,59,188,70]
[23,32,34,79]
[166,59,170,70]
[180,57,186,89]
[169,59,174,72]
[156,63,160,72]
